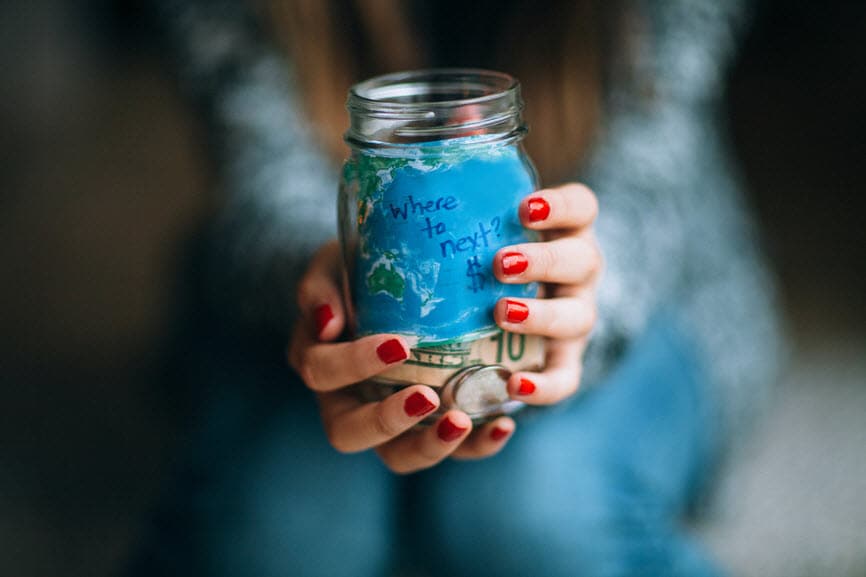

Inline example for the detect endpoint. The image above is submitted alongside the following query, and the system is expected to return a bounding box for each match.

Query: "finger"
[519,183,598,231]
[289,333,410,392]
[451,416,515,460]
[318,385,440,453]
[508,338,585,405]
[375,410,472,474]
[296,240,345,340]
[494,295,595,339]
[494,235,601,285]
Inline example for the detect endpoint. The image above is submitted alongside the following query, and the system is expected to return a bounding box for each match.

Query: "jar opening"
[345,69,526,150]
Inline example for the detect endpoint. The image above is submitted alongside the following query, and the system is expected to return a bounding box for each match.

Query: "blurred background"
[1,1,864,576]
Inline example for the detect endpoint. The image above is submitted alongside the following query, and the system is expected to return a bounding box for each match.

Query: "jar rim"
[345,68,525,150]
[347,68,519,111]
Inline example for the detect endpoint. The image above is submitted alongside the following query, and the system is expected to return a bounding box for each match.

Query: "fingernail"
[377,339,408,364]
[505,299,529,323]
[437,417,468,442]
[517,378,536,396]
[490,426,511,442]
[404,392,436,417]
[501,252,529,275]
[527,197,550,222]
[314,304,334,336]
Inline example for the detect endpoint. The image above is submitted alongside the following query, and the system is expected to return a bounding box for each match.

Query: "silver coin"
[443,364,524,421]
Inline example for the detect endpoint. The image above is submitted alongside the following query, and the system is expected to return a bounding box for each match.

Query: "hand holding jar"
[287,71,601,474]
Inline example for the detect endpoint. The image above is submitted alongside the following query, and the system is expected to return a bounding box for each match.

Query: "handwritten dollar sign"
[466,255,486,293]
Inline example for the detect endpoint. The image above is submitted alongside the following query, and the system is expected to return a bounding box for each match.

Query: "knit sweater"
[151,0,785,444]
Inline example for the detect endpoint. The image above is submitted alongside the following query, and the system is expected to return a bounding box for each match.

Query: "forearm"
[150,0,338,338]
[580,105,691,383]
[579,0,755,383]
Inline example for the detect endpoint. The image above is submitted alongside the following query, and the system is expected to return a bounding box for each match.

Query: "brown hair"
[266,0,602,185]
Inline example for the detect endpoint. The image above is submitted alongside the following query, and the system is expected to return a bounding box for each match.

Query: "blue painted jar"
[339,69,545,421]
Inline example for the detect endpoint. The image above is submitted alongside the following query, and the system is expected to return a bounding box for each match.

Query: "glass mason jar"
[338,69,544,423]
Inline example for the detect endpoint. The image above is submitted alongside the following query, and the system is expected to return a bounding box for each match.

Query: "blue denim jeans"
[129,313,723,577]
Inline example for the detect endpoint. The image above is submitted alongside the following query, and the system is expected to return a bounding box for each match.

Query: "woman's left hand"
[492,182,602,406]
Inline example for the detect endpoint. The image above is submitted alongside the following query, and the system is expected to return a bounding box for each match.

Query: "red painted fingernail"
[501,252,529,275]
[527,197,550,222]
[404,392,436,417]
[490,426,511,442]
[505,299,529,323]
[437,417,468,442]
[314,304,334,336]
[517,378,536,396]
[376,339,408,364]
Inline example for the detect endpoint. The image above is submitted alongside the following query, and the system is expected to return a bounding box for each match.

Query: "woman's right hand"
[287,240,516,474]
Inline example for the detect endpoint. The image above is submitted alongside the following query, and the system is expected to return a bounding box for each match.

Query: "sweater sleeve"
[579,0,772,386]
[150,0,338,340]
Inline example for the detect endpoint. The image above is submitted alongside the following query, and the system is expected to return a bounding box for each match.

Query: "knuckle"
[563,183,598,224]
[553,372,580,402]
[580,239,603,279]
[387,462,414,476]
[424,424,459,458]
[559,240,585,282]
[553,366,583,401]
[296,275,317,309]
[324,424,353,454]
[371,405,402,440]
[376,450,414,475]
[297,353,321,391]
[536,244,557,279]
[539,302,560,336]
[544,309,568,339]
[580,186,599,220]
[568,299,594,337]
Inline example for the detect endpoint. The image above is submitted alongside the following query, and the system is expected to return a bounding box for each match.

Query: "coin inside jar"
[441,365,524,422]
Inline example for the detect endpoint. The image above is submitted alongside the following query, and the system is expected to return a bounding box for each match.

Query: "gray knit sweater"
[153,0,785,443]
